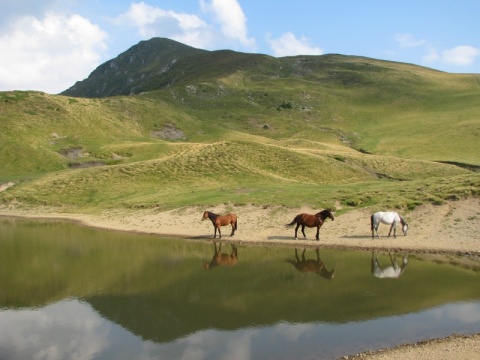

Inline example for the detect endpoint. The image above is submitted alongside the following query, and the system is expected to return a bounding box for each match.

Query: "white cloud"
[0,299,110,360]
[423,45,480,68]
[114,1,255,51]
[394,33,427,48]
[268,32,324,57]
[441,45,480,66]
[200,0,255,48]
[0,12,107,93]
[114,2,209,39]
[394,33,479,70]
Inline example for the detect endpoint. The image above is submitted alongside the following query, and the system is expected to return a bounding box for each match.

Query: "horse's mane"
[316,209,334,219]
[207,211,219,219]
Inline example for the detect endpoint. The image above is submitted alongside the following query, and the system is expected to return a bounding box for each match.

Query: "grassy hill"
[1,38,479,213]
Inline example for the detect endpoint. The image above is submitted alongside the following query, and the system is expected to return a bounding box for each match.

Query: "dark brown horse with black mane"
[202,211,238,238]
[287,248,335,279]
[286,209,334,240]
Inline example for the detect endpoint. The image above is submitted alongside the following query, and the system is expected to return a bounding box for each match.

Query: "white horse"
[371,251,408,279]
[370,211,408,238]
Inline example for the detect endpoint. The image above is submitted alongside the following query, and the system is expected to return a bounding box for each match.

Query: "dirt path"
[1,198,479,359]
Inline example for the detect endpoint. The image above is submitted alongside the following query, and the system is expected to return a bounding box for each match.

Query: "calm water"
[1,217,480,360]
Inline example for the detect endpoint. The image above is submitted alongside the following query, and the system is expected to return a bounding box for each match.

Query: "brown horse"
[201,211,238,238]
[287,248,335,279]
[286,209,334,240]
[204,242,238,270]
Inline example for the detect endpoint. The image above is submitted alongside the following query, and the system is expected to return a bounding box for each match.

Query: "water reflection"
[287,248,335,279]
[1,298,480,360]
[1,217,480,359]
[203,242,238,270]
[0,299,111,360]
[371,251,409,279]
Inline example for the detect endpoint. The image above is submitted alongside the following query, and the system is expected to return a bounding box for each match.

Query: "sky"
[1,0,479,94]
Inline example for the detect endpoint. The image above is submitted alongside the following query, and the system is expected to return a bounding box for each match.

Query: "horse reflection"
[287,248,335,279]
[371,251,408,279]
[203,242,238,270]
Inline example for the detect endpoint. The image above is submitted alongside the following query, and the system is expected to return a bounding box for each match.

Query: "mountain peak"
[61,37,207,97]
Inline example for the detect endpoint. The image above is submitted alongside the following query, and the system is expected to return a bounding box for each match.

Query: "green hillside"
[1,38,479,213]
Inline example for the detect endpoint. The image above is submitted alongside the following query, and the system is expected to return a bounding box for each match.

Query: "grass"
[1,54,479,214]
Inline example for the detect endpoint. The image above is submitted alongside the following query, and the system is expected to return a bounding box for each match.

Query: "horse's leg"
[372,252,382,276]
[372,221,381,238]
[389,222,397,238]
[230,221,235,236]
[301,225,306,239]
[371,216,375,238]
[388,223,394,237]
[218,226,222,239]
[371,251,375,274]
[315,225,320,240]
[213,225,217,238]
[294,223,300,239]
[389,252,399,270]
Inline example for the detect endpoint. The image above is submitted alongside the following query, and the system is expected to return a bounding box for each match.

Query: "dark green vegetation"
[1,38,479,213]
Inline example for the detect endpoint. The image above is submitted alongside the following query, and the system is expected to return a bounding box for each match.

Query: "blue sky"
[1,0,479,94]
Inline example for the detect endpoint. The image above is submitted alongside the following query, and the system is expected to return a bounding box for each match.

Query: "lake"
[1,217,479,359]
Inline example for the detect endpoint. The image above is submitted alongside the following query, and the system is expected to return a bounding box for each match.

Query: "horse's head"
[315,209,334,221]
[323,209,334,221]
[319,267,335,280]
[201,211,208,221]
[399,215,408,235]
[328,210,335,221]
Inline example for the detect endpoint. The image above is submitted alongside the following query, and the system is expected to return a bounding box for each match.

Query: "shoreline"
[346,333,480,359]
[1,211,477,257]
[1,198,479,255]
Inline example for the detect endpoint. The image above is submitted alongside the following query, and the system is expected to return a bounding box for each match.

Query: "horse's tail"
[234,218,238,230]
[370,214,374,232]
[286,216,297,228]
